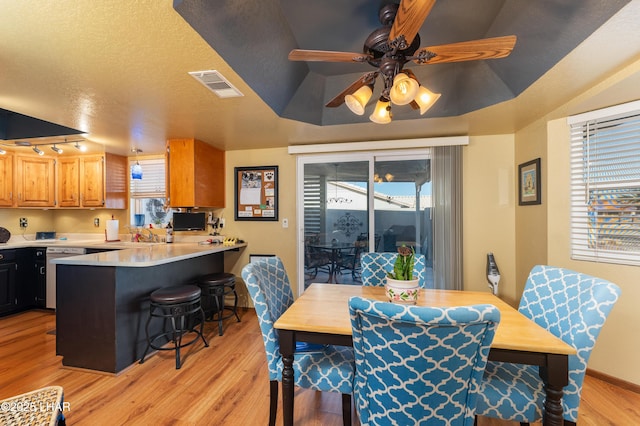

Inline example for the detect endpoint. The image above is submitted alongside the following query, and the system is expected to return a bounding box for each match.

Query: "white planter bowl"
[385,277,420,304]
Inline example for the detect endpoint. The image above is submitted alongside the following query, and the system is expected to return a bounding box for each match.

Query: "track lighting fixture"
[0,138,88,154]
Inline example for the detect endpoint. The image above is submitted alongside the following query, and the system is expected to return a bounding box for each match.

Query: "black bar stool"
[139,285,209,369]
[198,272,241,336]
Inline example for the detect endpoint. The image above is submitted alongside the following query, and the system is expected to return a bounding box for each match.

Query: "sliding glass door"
[373,157,432,288]
[297,150,432,293]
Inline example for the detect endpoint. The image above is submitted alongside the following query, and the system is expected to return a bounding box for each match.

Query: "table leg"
[279,329,295,426]
[539,353,569,426]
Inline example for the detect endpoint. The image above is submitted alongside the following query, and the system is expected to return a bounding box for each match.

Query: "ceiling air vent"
[188,70,244,98]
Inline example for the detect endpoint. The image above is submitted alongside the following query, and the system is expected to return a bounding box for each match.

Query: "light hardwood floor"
[0,309,638,425]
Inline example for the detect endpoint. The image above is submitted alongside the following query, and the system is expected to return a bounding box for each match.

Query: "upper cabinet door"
[58,156,81,207]
[167,138,225,208]
[0,154,14,207]
[81,155,105,207]
[15,156,56,207]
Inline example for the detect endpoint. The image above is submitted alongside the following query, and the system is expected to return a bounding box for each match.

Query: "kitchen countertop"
[52,242,246,267]
[0,234,246,267]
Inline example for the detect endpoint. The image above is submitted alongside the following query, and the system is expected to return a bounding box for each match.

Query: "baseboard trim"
[587,368,640,394]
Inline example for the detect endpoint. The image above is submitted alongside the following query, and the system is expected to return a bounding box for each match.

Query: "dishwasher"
[46,247,86,309]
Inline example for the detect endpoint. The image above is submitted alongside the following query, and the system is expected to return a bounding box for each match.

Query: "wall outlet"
[94,218,100,227]
[282,218,288,228]
[19,217,28,228]
[219,218,225,228]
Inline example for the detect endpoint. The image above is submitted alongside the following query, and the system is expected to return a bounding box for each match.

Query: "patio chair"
[475,265,621,425]
[304,234,331,279]
[335,233,369,281]
[241,257,354,426]
[349,296,500,425]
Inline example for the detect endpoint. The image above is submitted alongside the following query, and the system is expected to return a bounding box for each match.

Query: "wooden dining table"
[273,283,576,426]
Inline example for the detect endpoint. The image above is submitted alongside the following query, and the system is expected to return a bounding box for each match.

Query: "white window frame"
[129,156,171,227]
[568,100,640,266]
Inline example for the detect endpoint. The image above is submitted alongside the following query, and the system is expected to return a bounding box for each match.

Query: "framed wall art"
[234,166,279,221]
[518,158,541,205]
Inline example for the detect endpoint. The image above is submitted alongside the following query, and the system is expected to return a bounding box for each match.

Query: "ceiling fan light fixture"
[345,84,373,115]
[369,98,392,124]
[415,85,441,114]
[389,72,419,105]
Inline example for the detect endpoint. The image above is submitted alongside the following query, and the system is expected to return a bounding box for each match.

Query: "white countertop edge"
[50,242,247,267]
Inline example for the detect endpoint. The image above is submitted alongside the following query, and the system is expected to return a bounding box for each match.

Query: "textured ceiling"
[174,0,630,125]
[0,1,639,155]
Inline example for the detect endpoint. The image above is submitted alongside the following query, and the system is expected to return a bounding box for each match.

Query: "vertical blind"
[569,102,640,265]
[431,145,463,289]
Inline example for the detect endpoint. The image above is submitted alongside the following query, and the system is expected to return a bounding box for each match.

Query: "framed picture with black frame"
[518,158,541,205]
[234,166,279,221]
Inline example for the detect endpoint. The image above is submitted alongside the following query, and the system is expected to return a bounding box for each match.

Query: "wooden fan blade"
[288,49,372,63]
[413,35,517,65]
[326,72,378,108]
[389,0,436,48]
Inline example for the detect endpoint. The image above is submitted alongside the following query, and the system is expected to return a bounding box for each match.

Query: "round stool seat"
[199,272,236,286]
[151,285,201,304]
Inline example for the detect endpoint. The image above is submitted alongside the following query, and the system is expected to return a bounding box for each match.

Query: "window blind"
[569,103,640,265]
[303,174,323,234]
[129,158,166,198]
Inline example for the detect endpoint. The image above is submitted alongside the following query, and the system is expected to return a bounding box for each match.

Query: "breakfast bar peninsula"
[53,242,246,374]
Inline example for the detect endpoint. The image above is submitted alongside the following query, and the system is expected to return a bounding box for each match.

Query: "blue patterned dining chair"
[475,265,621,425]
[348,296,500,426]
[241,257,354,426]
[360,252,428,287]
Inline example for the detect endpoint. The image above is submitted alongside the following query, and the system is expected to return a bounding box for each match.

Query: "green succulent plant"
[387,245,415,280]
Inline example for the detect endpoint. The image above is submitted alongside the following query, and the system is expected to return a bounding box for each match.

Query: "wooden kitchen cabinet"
[166,138,225,208]
[81,155,107,207]
[15,155,56,207]
[0,153,14,207]
[58,156,81,207]
[56,153,127,209]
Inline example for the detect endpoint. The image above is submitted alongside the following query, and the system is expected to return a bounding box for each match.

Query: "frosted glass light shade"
[414,86,441,114]
[345,85,373,115]
[389,73,419,105]
[369,99,392,124]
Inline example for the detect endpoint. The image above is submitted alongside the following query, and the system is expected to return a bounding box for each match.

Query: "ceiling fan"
[288,0,517,123]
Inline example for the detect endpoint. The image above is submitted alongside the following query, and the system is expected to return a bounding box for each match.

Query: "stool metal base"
[139,292,209,369]
[199,274,241,336]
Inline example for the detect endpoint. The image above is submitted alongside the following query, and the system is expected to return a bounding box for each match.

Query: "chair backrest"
[241,256,294,380]
[519,265,621,422]
[360,252,428,288]
[349,297,500,426]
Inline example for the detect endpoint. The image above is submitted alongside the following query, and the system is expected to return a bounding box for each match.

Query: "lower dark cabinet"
[0,250,18,315]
